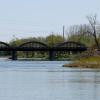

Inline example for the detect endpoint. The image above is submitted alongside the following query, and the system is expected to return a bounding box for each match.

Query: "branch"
[82,31,94,36]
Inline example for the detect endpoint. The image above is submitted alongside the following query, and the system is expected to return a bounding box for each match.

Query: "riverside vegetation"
[63,56,100,68]
[63,49,100,68]
[63,15,100,68]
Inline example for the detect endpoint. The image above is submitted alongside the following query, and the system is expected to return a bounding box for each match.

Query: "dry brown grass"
[63,56,100,68]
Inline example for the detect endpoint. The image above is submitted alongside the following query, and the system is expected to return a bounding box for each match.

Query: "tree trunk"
[94,35,99,49]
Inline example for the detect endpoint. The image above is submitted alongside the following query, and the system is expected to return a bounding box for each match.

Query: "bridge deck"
[0,47,87,51]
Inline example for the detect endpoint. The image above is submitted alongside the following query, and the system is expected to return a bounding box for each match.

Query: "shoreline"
[63,56,100,68]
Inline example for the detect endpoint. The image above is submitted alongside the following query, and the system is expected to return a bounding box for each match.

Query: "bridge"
[0,41,87,60]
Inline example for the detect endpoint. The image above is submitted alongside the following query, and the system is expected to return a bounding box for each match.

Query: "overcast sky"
[0,0,100,42]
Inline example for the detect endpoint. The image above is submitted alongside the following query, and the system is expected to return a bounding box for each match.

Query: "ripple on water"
[0,61,100,100]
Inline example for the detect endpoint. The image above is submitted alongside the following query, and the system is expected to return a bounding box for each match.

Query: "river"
[0,60,100,100]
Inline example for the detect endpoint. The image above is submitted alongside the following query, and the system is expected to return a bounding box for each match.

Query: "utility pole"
[51,32,54,47]
[13,34,16,46]
[63,26,65,41]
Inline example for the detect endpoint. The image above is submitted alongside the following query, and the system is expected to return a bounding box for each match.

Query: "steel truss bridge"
[0,41,87,60]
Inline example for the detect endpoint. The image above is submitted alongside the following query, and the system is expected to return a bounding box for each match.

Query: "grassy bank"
[63,56,100,68]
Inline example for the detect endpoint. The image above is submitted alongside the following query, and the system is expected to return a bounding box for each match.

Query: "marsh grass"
[63,56,100,68]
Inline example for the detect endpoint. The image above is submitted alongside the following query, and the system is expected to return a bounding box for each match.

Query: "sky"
[0,0,100,42]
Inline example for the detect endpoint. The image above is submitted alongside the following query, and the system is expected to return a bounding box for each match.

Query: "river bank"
[63,56,100,68]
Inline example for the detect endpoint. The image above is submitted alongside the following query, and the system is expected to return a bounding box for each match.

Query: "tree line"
[67,15,100,49]
[10,15,100,49]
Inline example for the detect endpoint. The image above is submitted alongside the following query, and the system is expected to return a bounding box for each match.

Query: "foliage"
[67,33,94,47]
[45,34,65,46]
[9,34,64,46]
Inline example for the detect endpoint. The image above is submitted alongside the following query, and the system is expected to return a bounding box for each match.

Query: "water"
[0,60,100,100]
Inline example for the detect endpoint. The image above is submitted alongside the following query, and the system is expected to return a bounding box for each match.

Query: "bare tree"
[67,25,83,42]
[67,24,93,43]
[85,15,100,49]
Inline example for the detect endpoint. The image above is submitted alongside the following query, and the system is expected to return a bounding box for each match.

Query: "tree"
[67,25,94,47]
[85,15,100,49]
[67,15,100,49]
[45,34,65,46]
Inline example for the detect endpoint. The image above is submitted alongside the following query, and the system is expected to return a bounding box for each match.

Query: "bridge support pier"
[11,51,17,60]
[49,50,55,61]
